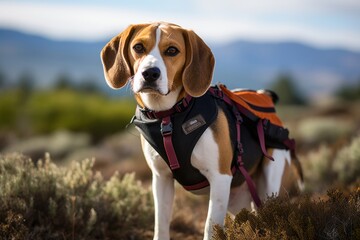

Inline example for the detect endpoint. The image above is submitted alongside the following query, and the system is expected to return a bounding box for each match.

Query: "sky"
[0,0,360,51]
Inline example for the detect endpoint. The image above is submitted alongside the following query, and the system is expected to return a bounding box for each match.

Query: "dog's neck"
[135,87,187,112]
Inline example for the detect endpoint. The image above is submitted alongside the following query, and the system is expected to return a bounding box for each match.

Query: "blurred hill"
[0,29,106,91]
[211,41,360,97]
[1,28,360,97]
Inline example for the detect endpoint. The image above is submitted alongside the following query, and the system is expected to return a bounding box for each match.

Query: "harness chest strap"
[161,116,180,170]
[141,95,193,171]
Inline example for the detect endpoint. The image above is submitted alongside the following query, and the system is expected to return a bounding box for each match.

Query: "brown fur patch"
[128,24,158,73]
[211,108,233,175]
[158,24,187,92]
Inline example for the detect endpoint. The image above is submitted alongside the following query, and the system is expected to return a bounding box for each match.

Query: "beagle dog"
[100,22,303,240]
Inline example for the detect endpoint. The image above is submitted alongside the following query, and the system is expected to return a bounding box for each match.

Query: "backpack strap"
[257,119,275,161]
[232,105,262,208]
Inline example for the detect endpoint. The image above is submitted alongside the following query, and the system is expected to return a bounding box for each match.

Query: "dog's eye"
[165,46,179,56]
[133,43,145,54]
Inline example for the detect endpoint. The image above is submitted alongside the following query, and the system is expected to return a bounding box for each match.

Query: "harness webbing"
[161,116,180,170]
[142,95,192,119]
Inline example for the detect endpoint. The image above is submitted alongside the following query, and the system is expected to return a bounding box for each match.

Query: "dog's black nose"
[142,67,161,82]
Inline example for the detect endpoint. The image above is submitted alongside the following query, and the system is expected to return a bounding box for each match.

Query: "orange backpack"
[219,84,283,127]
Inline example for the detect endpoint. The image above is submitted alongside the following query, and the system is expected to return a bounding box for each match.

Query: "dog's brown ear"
[100,25,136,89]
[182,30,215,97]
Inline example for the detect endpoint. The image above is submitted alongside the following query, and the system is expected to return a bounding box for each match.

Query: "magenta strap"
[161,116,180,170]
[238,160,262,207]
[183,180,210,191]
[233,107,262,208]
[144,95,192,119]
[257,120,274,161]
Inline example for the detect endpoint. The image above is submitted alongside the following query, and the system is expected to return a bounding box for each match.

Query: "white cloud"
[0,1,359,51]
[195,0,360,15]
[0,2,154,40]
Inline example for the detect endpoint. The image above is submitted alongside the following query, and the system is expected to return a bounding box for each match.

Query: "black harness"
[134,91,219,189]
[133,88,263,191]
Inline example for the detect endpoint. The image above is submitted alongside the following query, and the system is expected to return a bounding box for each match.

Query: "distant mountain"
[211,41,360,97]
[0,28,106,89]
[1,28,360,97]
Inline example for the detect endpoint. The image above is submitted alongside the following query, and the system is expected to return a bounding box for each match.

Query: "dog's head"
[100,22,214,109]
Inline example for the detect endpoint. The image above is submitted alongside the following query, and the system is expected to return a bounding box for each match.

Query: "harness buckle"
[231,106,243,123]
[161,121,173,136]
[235,111,243,123]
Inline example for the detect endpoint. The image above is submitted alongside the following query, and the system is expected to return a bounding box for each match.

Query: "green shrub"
[0,89,136,138]
[26,90,135,137]
[336,81,360,101]
[333,134,360,184]
[0,90,21,129]
[214,188,360,240]
[0,153,153,240]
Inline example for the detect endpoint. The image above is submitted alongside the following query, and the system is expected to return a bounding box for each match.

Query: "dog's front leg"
[152,172,174,240]
[191,129,233,240]
[141,136,174,240]
[204,174,232,239]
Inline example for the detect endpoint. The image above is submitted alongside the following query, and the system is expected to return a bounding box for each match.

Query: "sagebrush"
[0,153,153,240]
[333,134,360,184]
[214,187,360,240]
[302,134,360,191]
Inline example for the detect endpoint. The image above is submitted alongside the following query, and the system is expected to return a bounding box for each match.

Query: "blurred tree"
[79,77,100,93]
[54,73,74,90]
[270,73,306,105]
[16,71,35,136]
[18,71,35,93]
[0,69,6,89]
[336,79,360,101]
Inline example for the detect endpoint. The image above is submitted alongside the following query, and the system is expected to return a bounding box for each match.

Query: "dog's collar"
[139,94,193,120]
